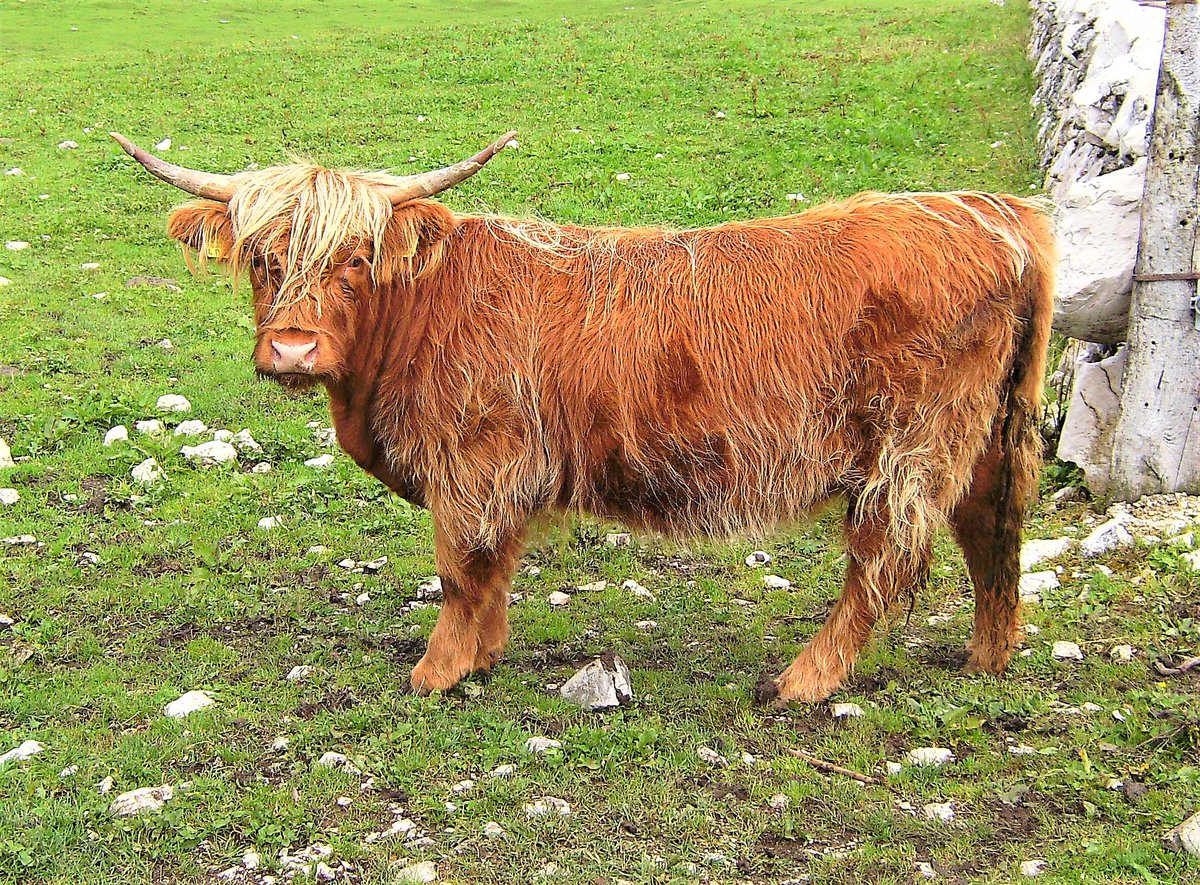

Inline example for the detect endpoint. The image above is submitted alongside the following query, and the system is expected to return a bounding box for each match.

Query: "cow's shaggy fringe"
[163,171,1055,703]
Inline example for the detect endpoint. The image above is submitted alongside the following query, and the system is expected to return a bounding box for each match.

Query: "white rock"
[103,425,129,446]
[1057,346,1128,496]
[80,261,100,269]
[0,489,18,506]
[547,590,571,606]
[314,861,335,881]
[181,441,238,465]
[558,655,633,711]
[635,619,657,630]
[272,736,289,751]
[155,137,172,151]
[164,689,215,718]
[0,739,45,765]
[622,579,655,601]
[305,453,335,469]
[1052,640,1085,661]
[923,801,955,822]
[1181,550,1200,572]
[1,534,37,545]
[606,532,631,546]
[768,793,790,810]
[257,515,283,530]
[482,821,506,838]
[831,702,864,719]
[524,796,571,817]
[1053,162,1145,343]
[450,778,475,793]
[243,849,261,870]
[885,761,904,775]
[0,439,10,471]
[0,277,10,287]
[489,763,516,777]
[524,736,562,754]
[1081,518,1134,557]
[916,861,938,878]
[354,592,370,605]
[97,775,115,793]
[315,751,362,774]
[1110,644,1134,662]
[745,550,771,567]
[251,462,272,474]
[6,241,29,251]
[576,580,606,593]
[286,665,313,682]
[110,784,173,816]
[4,168,23,176]
[907,747,954,767]
[1020,860,1047,878]
[59,765,78,778]
[697,746,729,767]
[231,429,262,452]
[763,574,791,589]
[1019,570,1060,603]
[1163,810,1200,858]
[615,172,631,181]
[156,394,191,412]
[395,860,438,883]
[157,338,174,349]
[1021,538,1073,572]
[173,419,208,436]
[131,458,163,484]
[135,419,165,435]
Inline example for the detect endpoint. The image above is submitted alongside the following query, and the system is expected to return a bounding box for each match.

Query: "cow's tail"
[953,195,1055,674]
[995,199,1055,543]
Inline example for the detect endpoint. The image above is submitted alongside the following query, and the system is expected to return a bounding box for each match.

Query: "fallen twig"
[786,748,881,786]
[1152,656,1200,677]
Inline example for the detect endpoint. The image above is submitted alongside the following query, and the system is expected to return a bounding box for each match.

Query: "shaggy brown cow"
[112,131,1055,705]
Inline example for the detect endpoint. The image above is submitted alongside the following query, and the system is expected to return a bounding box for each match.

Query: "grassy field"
[2,1,1198,883]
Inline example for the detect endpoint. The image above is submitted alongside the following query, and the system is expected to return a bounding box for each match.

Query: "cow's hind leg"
[768,502,931,705]
[951,441,1023,676]
[410,527,523,694]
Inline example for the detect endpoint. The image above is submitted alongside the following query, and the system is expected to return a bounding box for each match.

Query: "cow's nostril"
[270,339,318,372]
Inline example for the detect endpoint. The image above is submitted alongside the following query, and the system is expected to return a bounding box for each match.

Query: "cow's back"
[413,193,1049,537]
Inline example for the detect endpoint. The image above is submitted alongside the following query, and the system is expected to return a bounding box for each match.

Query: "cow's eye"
[347,255,367,271]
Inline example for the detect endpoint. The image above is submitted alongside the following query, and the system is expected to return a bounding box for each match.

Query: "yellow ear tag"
[205,241,228,261]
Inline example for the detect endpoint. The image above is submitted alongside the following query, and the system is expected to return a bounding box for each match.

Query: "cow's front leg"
[410,525,523,694]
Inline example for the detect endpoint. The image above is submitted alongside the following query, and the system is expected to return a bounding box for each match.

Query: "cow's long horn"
[110,132,237,202]
[380,131,517,206]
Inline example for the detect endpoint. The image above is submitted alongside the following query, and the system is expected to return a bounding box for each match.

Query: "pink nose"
[270,339,318,373]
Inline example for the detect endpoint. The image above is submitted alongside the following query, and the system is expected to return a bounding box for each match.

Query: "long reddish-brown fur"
[165,175,1055,703]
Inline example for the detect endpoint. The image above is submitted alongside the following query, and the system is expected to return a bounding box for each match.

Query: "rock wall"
[1030,0,1168,493]
[1030,0,1165,344]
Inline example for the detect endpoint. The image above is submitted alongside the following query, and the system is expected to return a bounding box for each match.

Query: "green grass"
[1,1,1198,883]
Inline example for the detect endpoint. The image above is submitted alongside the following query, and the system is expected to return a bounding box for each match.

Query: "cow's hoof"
[771,670,842,707]
[409,657,466,696]
[752,673,780,705]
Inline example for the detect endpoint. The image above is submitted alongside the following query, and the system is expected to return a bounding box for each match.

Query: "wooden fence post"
[1108,0,1200,500]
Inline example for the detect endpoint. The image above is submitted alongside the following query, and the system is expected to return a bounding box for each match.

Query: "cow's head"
[112,131,515,387]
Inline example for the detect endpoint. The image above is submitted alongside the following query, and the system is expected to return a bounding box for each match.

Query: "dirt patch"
[754,831,812,862]
[132,555,189,579]
[295,687,357,719]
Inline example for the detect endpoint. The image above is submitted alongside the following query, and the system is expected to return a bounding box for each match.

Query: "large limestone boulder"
[1053,159,1144,344]
[1057,345,1127,494]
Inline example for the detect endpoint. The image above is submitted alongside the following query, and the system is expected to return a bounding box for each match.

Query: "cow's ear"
[166,200,234,265]
[381,199,456,280]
